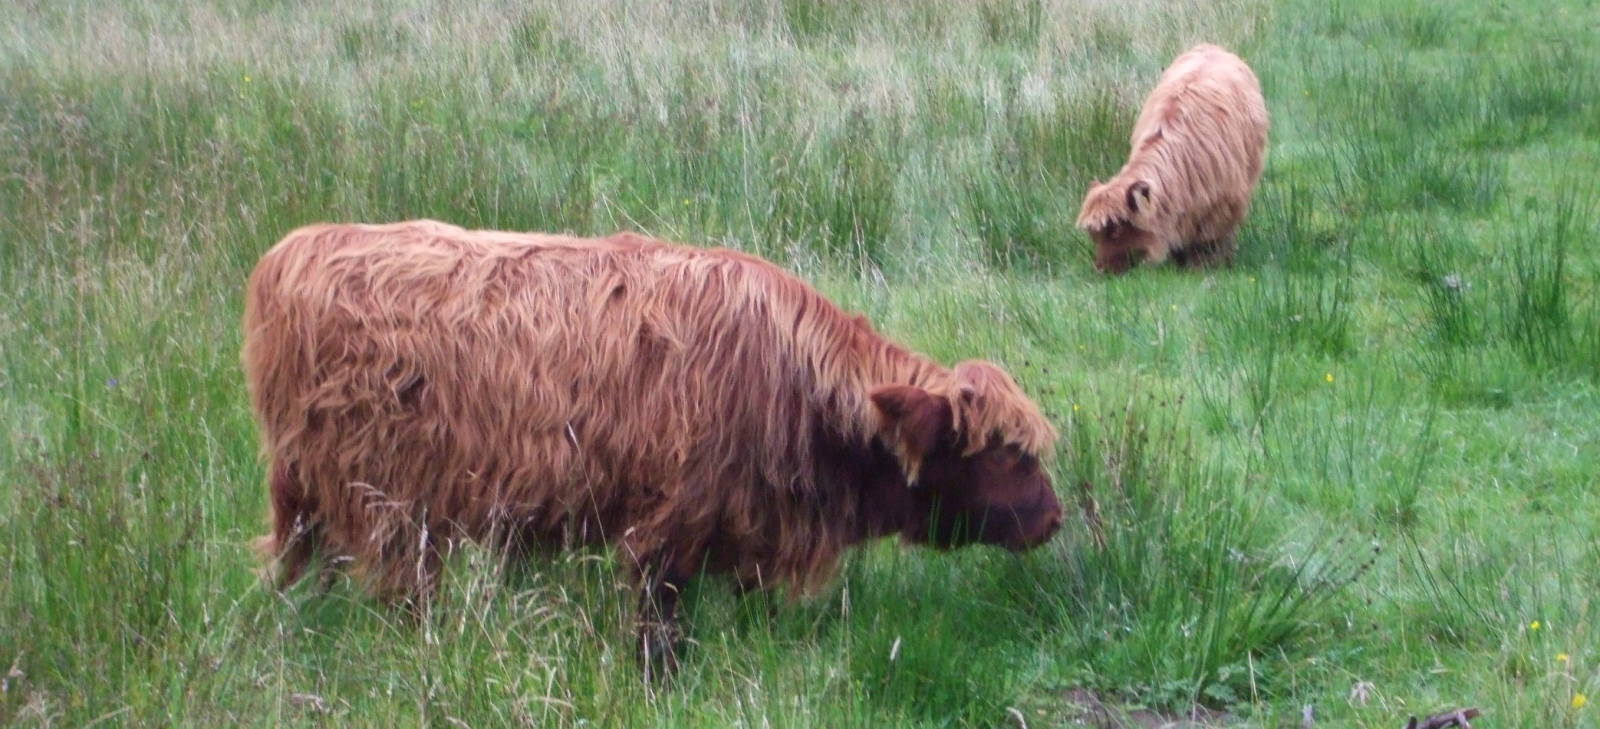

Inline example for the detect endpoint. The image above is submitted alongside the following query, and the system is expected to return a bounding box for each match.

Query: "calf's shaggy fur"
[243,220,1062,676]
[1078,44,1269,274]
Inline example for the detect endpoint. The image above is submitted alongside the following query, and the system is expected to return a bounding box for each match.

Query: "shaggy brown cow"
[243,220,1063,677]
[1078,44,1269,274]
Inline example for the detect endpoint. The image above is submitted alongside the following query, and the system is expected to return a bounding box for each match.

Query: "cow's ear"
[870,385,950,459]
[1126,180,1152,213]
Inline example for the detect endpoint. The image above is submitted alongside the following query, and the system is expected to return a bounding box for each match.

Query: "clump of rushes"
[1041,395,1377,710]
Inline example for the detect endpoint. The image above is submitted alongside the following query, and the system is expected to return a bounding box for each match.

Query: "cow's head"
[1079,178,1158,275]
[870,363,1063,551]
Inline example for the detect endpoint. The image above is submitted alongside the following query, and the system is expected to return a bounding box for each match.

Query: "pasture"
[2,0,1597,726]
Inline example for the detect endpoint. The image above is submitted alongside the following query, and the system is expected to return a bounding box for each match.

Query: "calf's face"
[1080,178,1158,275]
[1090,219,1157,275]
[871,385,1063,551]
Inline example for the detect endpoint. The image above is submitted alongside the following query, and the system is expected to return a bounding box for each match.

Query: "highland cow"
[1078,44,1269,274]
[243,220,1063,677]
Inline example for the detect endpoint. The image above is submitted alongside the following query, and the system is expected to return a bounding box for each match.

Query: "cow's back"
[243,221,815,567]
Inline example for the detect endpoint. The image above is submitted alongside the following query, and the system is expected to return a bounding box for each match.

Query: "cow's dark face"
[870,385,1063,552]
[911,438,1062,551]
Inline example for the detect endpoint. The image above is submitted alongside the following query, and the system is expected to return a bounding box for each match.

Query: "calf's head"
[871,362,1063,551]
[1079,178,1158,275]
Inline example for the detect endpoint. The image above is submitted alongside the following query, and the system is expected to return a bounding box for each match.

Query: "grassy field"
[3,0,1598,726]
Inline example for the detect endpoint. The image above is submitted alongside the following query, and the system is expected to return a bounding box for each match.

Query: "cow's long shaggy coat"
[1078,44,1269,273]
[244,220,1057,603]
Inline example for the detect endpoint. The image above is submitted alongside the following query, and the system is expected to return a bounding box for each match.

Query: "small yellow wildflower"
[1557,653,1571,663]
[1531,620,1542,631]
[1072,403,1080,412]
[1574,693,1588,710]
[243,74,251,83]
[1324,373,1334,383]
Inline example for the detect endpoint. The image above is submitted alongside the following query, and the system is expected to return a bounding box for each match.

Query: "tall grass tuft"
[1315,55,1508,215]
[1498,195,1584,368]
[1206,249,1354,359]
[1039,398,1372,709]
[782,0,871,45]
[769,110,907,269]
[964,86,1134,271]
[978,0,1045,50]
[1235,174,1343,271]
[1412,228,1483,348]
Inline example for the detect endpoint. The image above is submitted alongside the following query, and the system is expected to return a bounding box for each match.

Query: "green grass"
[3,0,1599,726]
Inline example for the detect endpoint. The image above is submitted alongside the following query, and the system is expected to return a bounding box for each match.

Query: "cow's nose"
[1045,510,1064,536]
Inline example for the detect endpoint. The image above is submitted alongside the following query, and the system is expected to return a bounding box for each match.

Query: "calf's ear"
[870,385,951,461]
[1126,180,1152,213]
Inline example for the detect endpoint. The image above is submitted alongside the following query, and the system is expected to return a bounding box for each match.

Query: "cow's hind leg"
[359,511,450,615]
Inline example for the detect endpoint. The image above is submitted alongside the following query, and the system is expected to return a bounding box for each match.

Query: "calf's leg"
[1175,238,1236,269]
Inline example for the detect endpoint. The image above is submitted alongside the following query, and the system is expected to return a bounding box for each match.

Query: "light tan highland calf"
[1078,44,1269,274]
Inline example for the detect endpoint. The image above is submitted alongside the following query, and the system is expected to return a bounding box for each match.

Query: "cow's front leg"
[634,547,700,683]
